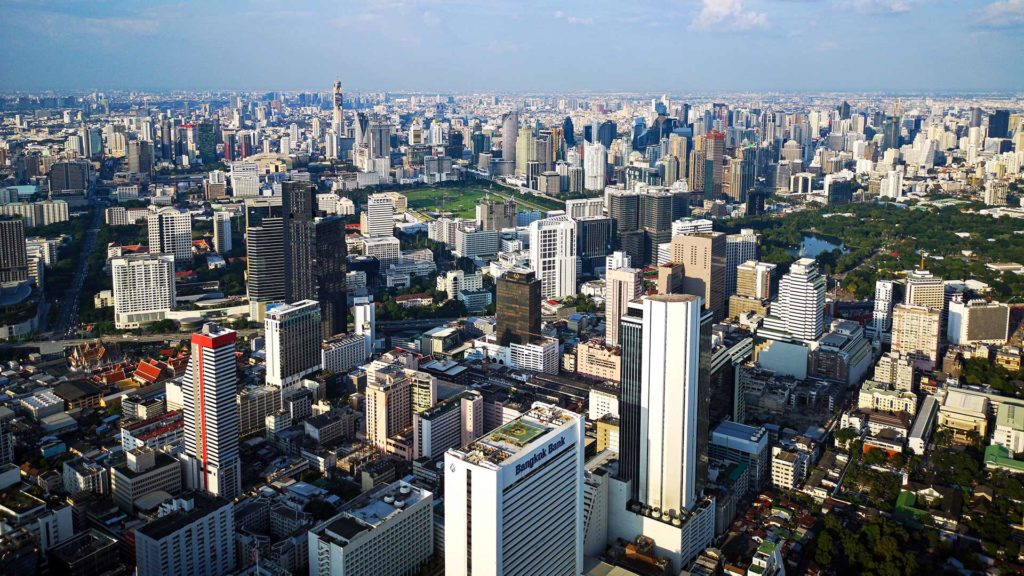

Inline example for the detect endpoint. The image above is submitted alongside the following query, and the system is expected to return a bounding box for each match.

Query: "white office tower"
[529,215,577,299]
[638,296,703,513]
[671,217,713,237]
[212,211,232,254]
[135,494,235,576]
[111,253,176,329]
[353,295,376,359]
[946,297,1010,346]
[605,266,643,346]
[182,324,241,500]
[265,300,322,390]
[362,193,395,237]
[332,80,344,133]
[147,207,193,265]
[606,250,631,271]
[871,279,897,343]
[309,481,433,576]
[584,142,607,191]
[445,402,585,576]
[904,269,944,309]
[230,161,260,197]
[607,294,715,572]
[880,169,904,199]
[725,229,759,297]
[761,258,826,342]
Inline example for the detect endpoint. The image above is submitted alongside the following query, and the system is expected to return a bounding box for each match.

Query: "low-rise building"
[111,447,182,511]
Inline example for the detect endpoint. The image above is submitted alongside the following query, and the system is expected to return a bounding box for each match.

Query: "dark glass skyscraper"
[617,301,644,500]
[495,270,541,346]
[282,181,316,303]
[989,110,1010,139]
[562,116,576,148]
[316,216,348,339]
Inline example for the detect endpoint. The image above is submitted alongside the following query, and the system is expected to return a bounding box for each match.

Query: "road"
[3,329,262,355]
[52,204,102,339]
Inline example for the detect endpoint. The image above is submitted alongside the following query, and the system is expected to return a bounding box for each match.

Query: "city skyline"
[2,0,1023,93]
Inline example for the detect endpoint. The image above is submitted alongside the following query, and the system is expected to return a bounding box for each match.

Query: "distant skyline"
[2,0,1023,93]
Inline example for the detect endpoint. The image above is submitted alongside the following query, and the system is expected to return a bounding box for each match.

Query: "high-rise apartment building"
[904,269,944,309]
[529,215,577,299]
[362,193,395,237]
[309,481,434,576]
[475,197,516,231]
[725,229,759,298]
[212,211,232,254]
[135,494,235,576]
[182,324,241,500]
[871,279,898,343]
[670,232,726,320]
[111,253,176,329]
[584,142,607,191]
[605,266,643,347]
[444,403,584,576]
[365,366,413,451]
[230,162,260,198]
[0,218,28,283]
[265,300,322,389]
[282,180,316,302]
[762,258,826,342]
[316,216,349,339]
[891,304,942,364]
[147,207,193,265]
[496,270,542,346]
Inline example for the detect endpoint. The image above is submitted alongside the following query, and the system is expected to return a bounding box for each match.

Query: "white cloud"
[975,0,1024,27]
[691,0,768,30]
[421,10,440,26]
[486,41,521,54]
[553,10,594,25]
[839,0,915,14]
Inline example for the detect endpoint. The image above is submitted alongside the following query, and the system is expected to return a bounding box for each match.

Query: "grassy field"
[399,182,564,220]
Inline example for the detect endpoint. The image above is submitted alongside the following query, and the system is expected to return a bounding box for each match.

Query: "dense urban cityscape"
[1,2,1024,575]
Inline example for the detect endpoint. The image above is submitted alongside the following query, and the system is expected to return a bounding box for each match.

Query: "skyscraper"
[245,217,285,320]
[891,304,942,364]
[282,180,316,302]
[444,403,585,576]
[762,258,826,341]
[584,142,607,191]
[0,218,28,283]
[332,80,344,133]
[362,193,395,237]
[529,215,577,299]
[605,265,643,347]
[871,279,898,343]
[725,229,759,298]
[135,494,235,576]
[212,211,232,254]
[182,324,241,500]
[147,207,193,266]
[475,197,516,231]
[613,295,716,570]
[111,253,176,329]
[265,300,322,389]
[704,130,725,200]
[637,295,708,512]
[670,232,727,320]
[501,112,518,165]
[316,216,348,339]
[496,270,542,346]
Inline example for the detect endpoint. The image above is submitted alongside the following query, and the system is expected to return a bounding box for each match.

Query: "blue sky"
[1,0,1022,93]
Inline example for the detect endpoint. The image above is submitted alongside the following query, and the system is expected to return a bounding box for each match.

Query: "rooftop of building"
[459,403,576,467]
[135,493,230,541]
[316,481,430,547]
[997,403,1024,431]
[942,389,989,416]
